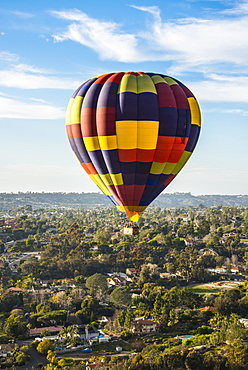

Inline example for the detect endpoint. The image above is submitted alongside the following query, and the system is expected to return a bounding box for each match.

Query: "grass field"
[189,280,244,295]
[190,285,222,295]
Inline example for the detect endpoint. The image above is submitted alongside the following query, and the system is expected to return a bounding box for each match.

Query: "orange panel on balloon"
[137,149,155,162]
[70,124,82,139]
[153,149,171,163]
[81,162,98,175]
[118,149,137,162]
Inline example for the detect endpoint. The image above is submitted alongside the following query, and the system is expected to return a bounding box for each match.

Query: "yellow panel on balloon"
[98,135,117,150]
[100,173,113,186]
[137,74,157,94]
[172,151,192,175]
[116,121,138,149]
[118,74,137,94]
[71,96,83,124]
[150,162,165,175]
[151,75,167,85]
[83,136,100,151]
[163,77,178,86]
[162,162,177,175]
[110,173,123,185]
[89,174,112,195]
[66,98,74,125]
[137,121,159,149]
[188,97,201,127]
[117,206,147,222]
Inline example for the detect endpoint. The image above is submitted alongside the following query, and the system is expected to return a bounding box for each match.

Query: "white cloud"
[39,34,50,42]
[51,9,143,62]
[222,0,248,14]
[220,109,248,116]
[141,12,248,70]
[0,51,19,63]
[51,6,248,72]
[187,74,248,103]
[0,95,65,119]
[0,51,81,90]
[14,63,53,74]
[10,10,34,18]
[130,5,161,19]
[0,67,80,90]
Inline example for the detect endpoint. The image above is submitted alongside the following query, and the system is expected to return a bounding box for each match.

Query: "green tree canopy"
[85,273,107,296]
[110,286,131,307]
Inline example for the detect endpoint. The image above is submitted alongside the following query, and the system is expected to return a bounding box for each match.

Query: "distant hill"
[0,192,248,210]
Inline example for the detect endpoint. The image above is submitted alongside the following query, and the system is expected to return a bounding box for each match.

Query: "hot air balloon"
[66,72,201,225]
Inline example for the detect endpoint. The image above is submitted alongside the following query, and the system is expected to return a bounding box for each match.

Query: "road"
[16,345,49,370]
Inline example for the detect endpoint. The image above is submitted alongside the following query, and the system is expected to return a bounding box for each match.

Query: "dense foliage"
[0,203,248,369]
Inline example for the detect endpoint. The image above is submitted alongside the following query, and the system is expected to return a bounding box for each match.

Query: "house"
[78,326,100,342]
[28,326,63,337]
[160,272,176,279]
[230,266,243,274]
[198,306,215,312]
[240,318,248,328]
[86,361,113,370]
[126,268,140,277]
[7,287,23,293]
[208,267,226,275]
[30,285,52,302]
[0,344,15,358]
[184,239,204,247]
[107,276,129,287]
[56,278,76,286]
[130,319,160,334]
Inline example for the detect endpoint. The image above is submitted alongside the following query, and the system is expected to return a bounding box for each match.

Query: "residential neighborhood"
[0,200,247,369]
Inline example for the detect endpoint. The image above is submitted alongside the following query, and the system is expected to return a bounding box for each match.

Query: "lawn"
[189,284,222,295]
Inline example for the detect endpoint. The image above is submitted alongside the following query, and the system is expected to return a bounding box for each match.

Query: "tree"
[139,263,160,285]
[163,347,187,370]
[36,310,68,326]
[20,256,40,276]
[95,228,112,245]
[36,303,52,314]
[78,298,100,323]
[176,246,203,282]
[57,358,66,367]
[0,292,20,312]
[141,344,163,369]
[202,350,225,370]
[58,325,80,346]
[214,295,238,316]
[110,287,131,307]
[46,350,58,364]
[3,313,28,338]
[185,349,203,370]
[51,291,73,310]
[36,339,54,356]
[225,288,242,301]
[85,273,107,297]
[15,352,27,366]
[0,240,5,253]
[177,222,195,238]
[118,308,134,330]
[196,219,210,238]
[226,339,248,370]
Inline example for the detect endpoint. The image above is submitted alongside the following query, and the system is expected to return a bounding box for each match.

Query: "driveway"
[16,346,49,370]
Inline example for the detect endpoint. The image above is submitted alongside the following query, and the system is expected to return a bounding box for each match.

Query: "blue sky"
[0,0,247,196]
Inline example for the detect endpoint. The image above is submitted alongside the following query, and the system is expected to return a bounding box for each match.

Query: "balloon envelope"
[66,72,201,222]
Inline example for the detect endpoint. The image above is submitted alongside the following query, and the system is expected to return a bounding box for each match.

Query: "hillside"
[0,192,248,210]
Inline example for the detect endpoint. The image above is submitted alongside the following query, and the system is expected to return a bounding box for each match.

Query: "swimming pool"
[177,335,194,339]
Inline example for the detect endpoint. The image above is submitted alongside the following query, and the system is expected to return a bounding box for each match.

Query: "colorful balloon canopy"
[66,72,201,222]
